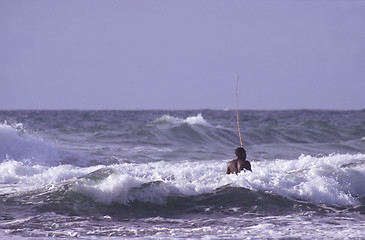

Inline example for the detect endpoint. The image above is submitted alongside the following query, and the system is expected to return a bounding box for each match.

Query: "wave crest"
[148,114,236,147]
[151,114,211,127]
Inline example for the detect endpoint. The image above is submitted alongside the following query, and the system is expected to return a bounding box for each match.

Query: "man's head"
[235,147,246,160]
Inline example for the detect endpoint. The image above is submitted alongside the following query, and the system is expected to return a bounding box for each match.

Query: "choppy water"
[1,110,365,239]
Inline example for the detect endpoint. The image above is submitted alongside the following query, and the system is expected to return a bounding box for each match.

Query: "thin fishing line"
[236,76,243,147]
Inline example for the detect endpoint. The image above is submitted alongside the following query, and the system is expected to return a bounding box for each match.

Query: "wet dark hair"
[235,147,246,159]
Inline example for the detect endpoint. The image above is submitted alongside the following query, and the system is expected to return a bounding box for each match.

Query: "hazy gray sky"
[1,0,364,110]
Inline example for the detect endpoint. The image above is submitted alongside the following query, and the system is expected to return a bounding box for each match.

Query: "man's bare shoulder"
[227,159,238,164]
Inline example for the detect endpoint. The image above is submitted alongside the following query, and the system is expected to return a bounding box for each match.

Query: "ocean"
[0,110,364,239]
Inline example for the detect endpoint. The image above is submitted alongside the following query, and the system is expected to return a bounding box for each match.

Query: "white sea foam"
[245,153,365,205]
[1,150,364,207]
[73,153,365,206]
[152,114,212,127]
[0,160,102,194]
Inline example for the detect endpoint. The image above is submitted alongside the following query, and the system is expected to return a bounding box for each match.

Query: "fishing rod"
[236,76,243,148]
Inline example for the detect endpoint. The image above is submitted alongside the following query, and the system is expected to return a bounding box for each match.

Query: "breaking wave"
[2,153,365,218]
[0,122,89,167]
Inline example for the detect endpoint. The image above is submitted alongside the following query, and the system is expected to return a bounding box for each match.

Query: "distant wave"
[146,113,365,150]
[147,114,237,146]
[150,114,212,127]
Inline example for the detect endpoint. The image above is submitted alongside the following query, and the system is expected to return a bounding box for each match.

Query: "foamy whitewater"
[0,110,364,239]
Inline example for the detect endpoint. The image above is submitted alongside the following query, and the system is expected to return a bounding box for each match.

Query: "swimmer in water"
[226,147,252,174]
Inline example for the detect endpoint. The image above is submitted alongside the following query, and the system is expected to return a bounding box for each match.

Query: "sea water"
[0,110,364,239]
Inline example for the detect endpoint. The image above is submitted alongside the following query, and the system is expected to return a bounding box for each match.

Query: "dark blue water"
[1,110,365,239]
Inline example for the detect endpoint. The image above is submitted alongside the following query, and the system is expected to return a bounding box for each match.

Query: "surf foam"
[0,160,102,194]
[71,153,365,207]
[151,114,212,127]
[245,153,365,206]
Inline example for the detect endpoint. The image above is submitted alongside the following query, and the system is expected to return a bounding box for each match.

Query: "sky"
[1,0,364,110]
